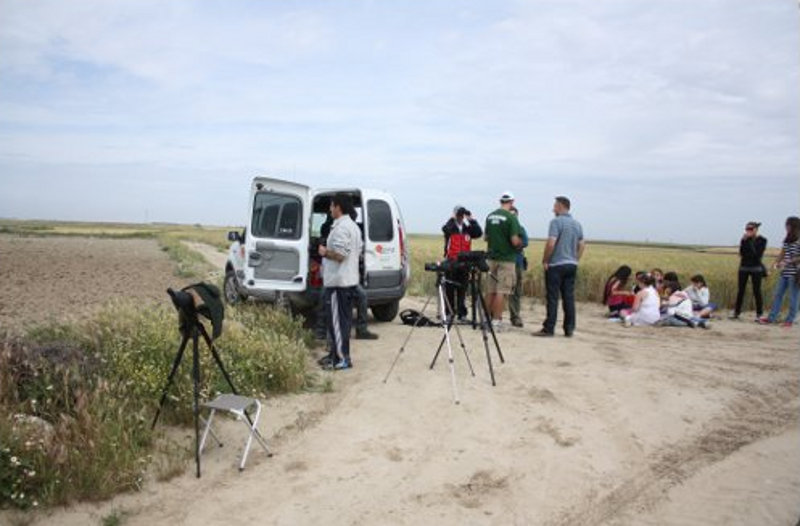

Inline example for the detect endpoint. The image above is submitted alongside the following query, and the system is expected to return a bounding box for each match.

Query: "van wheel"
[224,270,245,305]
[371,300,399,322]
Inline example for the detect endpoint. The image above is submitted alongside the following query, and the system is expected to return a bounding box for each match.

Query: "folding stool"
[199,393,271,470]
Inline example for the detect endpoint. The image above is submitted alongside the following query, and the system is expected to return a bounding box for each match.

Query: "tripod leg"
[151,334,190,430]
[382,293,435,383]
[476,293,497,387]
[478,289,505,364]
[192,333,201,478]
[430,282,456,370]
[432,290,475,376]
[199,324,239,395]
[437,280,460,404]
[450,321,476,377]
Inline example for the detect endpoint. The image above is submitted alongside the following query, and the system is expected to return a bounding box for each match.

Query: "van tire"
[224,269,245,305]
[371,300,399,322]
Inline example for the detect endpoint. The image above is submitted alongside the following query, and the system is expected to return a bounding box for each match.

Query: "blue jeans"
[767,275,800,323]
[543,264,577,334]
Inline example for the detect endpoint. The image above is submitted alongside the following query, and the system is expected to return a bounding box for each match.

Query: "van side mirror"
[228,230,243,243]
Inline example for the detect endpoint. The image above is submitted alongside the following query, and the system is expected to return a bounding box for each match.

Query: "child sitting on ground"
[622,273,661,327]
[658,281,708,328]
[602,265,635,317]
[685,274,716,318]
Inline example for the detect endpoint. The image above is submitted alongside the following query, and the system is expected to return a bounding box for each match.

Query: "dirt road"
[4,237,798,525]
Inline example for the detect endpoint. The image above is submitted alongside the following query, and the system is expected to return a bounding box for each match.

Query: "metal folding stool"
[199,393,271,471]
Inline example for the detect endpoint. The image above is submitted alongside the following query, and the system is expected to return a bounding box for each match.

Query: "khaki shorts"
[487,261,517,295]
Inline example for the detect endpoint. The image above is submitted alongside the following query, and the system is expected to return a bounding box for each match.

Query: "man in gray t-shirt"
[534,196,585,337]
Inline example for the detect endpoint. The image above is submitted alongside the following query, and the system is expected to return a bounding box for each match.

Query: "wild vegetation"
[0,300,312,510]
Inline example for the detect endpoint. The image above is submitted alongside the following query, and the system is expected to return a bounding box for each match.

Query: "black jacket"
[739,235,767,269]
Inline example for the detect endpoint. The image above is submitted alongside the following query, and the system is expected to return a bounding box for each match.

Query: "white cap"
[500,191,514,203]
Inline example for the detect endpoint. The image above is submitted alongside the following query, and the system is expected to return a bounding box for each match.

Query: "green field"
[0,219,781,313]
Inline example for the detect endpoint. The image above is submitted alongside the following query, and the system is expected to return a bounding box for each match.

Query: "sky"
[0,0,797,246]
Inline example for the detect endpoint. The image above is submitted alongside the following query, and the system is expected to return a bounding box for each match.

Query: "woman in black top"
[731,221,767,319]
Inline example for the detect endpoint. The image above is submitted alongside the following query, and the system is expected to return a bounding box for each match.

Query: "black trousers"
[444,268,468,318]
[544,264,577,334]
[315,284,369,336]
[326,286,354,363]
[734,269,764,316]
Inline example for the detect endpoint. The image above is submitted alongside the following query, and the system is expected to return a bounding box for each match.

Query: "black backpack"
[399,309,440,328]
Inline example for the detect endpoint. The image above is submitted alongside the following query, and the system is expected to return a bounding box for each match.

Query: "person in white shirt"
[685,274,716,318]
[318,194,362,370]
[622,273,661,327]
[659,280,708,328]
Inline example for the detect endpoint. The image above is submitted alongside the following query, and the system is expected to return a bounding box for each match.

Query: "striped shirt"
[781,240,800,277]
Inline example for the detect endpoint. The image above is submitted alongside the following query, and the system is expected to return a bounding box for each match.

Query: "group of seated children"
[602,266,717,328]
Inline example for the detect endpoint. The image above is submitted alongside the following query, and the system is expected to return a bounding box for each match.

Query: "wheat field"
[406,234,781,314]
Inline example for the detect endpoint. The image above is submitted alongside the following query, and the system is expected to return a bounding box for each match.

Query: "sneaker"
[491,320,506,333]
[755,317,771,325]
[564,330,574,337]
[333,359,352,370]
[532,329,554,337]
[727,314,740,320]
[456,316,469,325]
[317,355,333,367]
[511,319,524,328]
[355,329,379,340]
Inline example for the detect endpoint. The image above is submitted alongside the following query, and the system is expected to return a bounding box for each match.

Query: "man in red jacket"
[442,205,483,322]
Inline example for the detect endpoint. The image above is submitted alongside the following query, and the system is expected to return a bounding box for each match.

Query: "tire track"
[548,379,800,526]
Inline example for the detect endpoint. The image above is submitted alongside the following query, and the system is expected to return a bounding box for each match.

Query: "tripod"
[383,271,476,404]
[432,265,505,386]
[151,289,259,478]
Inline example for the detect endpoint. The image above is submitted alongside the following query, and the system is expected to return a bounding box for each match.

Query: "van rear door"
[362,191,404,289]
[245,177,309,292]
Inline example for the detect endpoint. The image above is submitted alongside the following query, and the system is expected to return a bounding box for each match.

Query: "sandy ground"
[2,236,799,526]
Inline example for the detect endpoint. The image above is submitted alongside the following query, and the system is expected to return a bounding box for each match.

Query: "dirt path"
[4,239,799,525]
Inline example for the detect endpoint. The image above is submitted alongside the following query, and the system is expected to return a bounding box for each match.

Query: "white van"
[224,177,410,322]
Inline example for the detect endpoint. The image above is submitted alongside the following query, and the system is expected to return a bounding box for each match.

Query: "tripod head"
[167,283,225,340]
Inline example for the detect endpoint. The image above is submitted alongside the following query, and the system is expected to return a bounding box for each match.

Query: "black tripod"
[152,288,244,478]
[431,264,505,386]
[383,271,475,403]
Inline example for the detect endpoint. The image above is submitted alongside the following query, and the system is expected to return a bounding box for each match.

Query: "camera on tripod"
[456,250,490,273]
[423,251,489,274]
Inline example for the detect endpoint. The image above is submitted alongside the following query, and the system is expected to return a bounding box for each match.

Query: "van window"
[367,199,393,242]
[252,193,302,239]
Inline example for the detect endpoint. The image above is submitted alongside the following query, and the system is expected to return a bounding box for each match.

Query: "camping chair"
[199,393,271,471]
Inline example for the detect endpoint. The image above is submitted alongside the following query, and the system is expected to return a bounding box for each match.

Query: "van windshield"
[251,192,302,239]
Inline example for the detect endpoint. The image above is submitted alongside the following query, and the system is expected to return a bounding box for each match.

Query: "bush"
[0,300,312,509]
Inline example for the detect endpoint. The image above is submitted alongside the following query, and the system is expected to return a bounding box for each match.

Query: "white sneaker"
[491,319,506,333]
